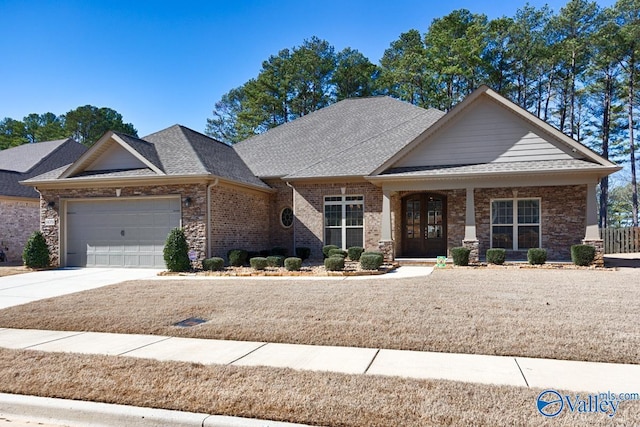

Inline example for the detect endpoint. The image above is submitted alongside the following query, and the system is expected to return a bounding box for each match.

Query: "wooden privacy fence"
[600,227,640,254]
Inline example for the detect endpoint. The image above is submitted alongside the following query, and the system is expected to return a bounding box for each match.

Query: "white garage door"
[66,198,181,268]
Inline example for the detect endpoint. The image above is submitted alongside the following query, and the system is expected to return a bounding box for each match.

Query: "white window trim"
[323,195,364,250]
[490,197,541,250]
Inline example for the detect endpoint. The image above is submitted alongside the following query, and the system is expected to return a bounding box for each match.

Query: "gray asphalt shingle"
[380,159,607,178]
[234,96,443,179]
[26,125,270,190]
[1,139,87,198]
[114,133,165,173]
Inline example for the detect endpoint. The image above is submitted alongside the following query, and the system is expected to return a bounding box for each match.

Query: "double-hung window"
[324,195,364,249]
[491,199,540,250]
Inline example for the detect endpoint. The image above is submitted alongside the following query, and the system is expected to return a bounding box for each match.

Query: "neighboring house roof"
[0,139,76,173]
[234,96,445,179]
[25,125,270,190]
[0,139,87,198]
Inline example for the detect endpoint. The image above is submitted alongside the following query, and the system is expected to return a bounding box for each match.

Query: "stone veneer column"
[463,187,479,263]
[378,188,394,262]
[582,182,604,267]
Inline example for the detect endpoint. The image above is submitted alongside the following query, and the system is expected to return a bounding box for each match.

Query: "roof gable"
[375,86,617,175]
[25,125,270,191]
[85,143,149,171]
[391,96,578,169]
[60,132,165,178]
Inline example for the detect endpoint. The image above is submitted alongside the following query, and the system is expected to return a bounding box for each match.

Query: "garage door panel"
[66,198,181,268]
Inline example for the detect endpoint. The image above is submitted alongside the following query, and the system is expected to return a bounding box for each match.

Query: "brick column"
[462,187,479,263]
[462,239,479,264]
[378,240,395,263]
[582,183,604,267]
[582,239,604,267]
[378,188,394,262]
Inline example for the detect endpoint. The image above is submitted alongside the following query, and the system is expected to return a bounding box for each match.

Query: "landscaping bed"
[160,261,399,277]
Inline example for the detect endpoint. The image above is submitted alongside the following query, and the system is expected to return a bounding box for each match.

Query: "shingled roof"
[0,139,87,198]
[25,125,270,190]
[234,96,445,179]
[143,125,268,188]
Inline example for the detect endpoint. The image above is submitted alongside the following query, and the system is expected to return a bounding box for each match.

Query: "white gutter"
[206,178,219,258]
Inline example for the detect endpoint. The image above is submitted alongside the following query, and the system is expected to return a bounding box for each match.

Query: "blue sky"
[0,0,617,137]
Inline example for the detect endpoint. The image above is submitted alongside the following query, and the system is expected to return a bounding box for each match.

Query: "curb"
[0,393,313,427]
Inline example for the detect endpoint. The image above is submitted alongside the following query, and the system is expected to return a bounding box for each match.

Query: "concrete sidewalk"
[1,327,638,393]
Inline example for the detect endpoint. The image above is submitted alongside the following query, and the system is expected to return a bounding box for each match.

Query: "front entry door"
[402,194,447,257]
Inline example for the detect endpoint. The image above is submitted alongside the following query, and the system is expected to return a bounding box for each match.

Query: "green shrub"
[250,257,268,270]
[328,248,347,258]
[362,251,383,257]
[163,228,191,272]
[266,255,285,267]
[295,247,311,261]
[451,247,471,266]
[347,246,364,261]
[202,257,225,271]
[284,257,302,271]
[527,248,547,265]
[322,245,340,258]
[571,244,595,266]
[486,248,506,265]
[360,252,384,270]
[271,246,287,257]
[22,231,50,269]
[227,249,248,267]
[324,255,345,271]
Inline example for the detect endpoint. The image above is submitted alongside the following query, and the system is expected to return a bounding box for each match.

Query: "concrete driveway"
[0,268,162,310]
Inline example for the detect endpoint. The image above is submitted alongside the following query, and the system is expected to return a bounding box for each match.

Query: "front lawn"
[1,348,639,426]
[0,268,637,364]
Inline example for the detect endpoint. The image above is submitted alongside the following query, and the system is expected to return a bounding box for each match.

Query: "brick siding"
[264,179,294,255]
[0,199,39,262]
[474,185,586,261]
[209,184,271,259]
[292,182,383,260]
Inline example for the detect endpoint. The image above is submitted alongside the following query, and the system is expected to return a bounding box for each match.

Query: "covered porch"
[372,174,603,265]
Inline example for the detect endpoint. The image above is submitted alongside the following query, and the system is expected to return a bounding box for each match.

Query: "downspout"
[286,181,296,256]
[207,178,219,258]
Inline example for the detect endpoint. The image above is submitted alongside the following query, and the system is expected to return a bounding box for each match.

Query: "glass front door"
[402,194,447,257]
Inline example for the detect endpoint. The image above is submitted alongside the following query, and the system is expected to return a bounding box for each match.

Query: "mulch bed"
[160,261,400,277]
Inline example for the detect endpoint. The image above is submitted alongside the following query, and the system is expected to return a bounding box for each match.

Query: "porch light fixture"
[184,197,192,207]
[47,201,55,209]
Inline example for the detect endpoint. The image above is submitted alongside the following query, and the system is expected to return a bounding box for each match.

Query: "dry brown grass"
[0,264,31,277]
[0,268,638,364]
[1,348,638,426]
